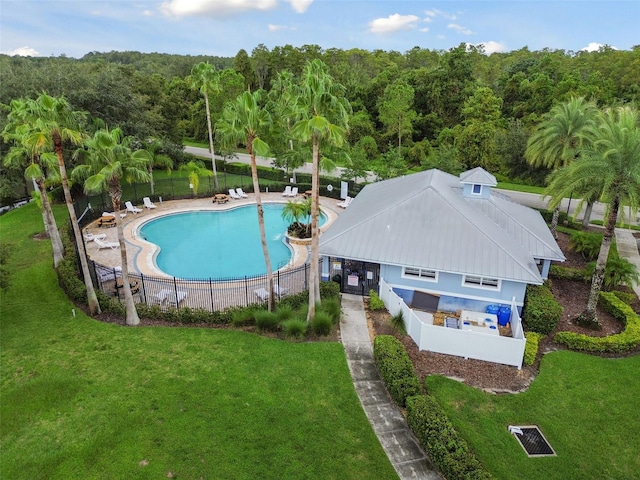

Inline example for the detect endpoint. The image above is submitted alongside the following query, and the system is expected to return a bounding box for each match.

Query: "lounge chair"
[154,288,188,307]
[143,197,157,209]
[282,186,292,197]
[95,238,119,250]
[337,196,352,208]
[125,201,142,214]
[288,187,299,197]
[228,188,241,200]
[96,265,121,282]
[236,188,248,198]
[84,231,107,242]
[254,285,289,301]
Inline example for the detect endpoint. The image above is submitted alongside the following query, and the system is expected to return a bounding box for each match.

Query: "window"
[472,184,482,194]
[463,275,500,289]
[403,267,438,282]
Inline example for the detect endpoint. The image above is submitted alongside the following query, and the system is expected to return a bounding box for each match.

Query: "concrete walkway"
[614,228,640,298]
[340,294,442,480]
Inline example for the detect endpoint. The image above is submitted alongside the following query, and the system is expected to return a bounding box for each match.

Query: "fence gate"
[329,258,380,296]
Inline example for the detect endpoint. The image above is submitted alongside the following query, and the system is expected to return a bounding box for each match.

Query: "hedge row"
[406,395,492,480]
[522,283,563,335]
[523,332,545,366]
[372,335,421,407]
[555,291,640,353]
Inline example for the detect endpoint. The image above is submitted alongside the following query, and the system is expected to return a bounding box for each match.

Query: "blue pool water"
[140,204,323,279]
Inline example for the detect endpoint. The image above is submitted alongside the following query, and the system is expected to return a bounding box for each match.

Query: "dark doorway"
[330,258,380,295]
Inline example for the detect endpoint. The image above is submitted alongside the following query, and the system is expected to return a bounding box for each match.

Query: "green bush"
[369,289,385,310]
[555,291,640,353]
[281,319,308,339]
[0,242,11,290]
[524,331,545,366]
[390,310,407,335]
[320,280,340,299]
[310,311,333,336]
[373,335,421,407]
[569,230,602,261]
[586,254,640,290]
[549,265,589,282]
[320,297,342,324]
[406,395,491,480]
[613,290,635,305]
[56,258,87,304]
[522,284,563,334]
[275,305,294,322]
[255,310,280,332]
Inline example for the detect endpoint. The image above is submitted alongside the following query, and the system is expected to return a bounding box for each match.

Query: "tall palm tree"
[189,62,221,190]
[291,60,351,321]
[2,119,65,267]
[144,138,173,195]
[217,91,276,310]
[179,160,213,196]
[546,106,640,328]
[7,94,101,314]
[525,97,598,237]
[72,128,151,326]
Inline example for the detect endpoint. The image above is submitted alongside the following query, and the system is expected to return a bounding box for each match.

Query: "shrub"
[524,331,545,366]
[310,311,333,336]
[281,319,308,339]
[275,305,294,322]
[320,297,341,324]
[522,284,563,334]
[613,290,635,305]
[549,265,589,282]
[555,291,640,353]
[406,395,491,480]
[369,289,385,310]
[0,242,11,290]
[373,335,421,407]
[568,230,602,261]
[586,254,640,290]
[232,308,259,327]
[390,310,407,335]
[255,310,280,332]
[320,280,340,299]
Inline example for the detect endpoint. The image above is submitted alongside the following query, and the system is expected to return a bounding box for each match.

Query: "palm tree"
[189,62,221,190]
[546,106,640,328]
[216,91,276,310]
[7,94,101,314]
[72,128,151,326]
[179,160,213,196]
[291,60,351,321]
[2,119,65,267]
[281,196,314,238]
[525,97,598,237]
[144,138,173,195]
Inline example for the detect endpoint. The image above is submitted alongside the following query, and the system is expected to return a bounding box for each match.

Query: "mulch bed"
[366,228,639,394]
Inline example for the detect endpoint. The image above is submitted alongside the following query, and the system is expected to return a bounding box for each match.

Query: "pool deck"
[83,193,343,278]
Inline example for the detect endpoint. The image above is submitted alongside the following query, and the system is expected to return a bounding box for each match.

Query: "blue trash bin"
[497,306,511,326]
[486,304,500,316]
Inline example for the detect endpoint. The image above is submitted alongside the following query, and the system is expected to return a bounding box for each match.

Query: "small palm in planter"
[282,196,316,239]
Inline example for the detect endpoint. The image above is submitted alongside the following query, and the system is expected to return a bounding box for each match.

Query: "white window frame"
[403,266,438,282]
[462,274,500,290]
[472,184,482,195]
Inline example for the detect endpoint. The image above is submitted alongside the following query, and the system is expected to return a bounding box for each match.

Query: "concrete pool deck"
[83,192,343,277]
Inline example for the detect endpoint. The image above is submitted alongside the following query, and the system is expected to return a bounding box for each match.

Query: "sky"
[0,0,638,59]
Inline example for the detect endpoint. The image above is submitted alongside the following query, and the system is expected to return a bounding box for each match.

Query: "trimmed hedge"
[522,283,563,335]
[373,335,421,407]
[555,291,640,353]
[523,331,545,366]
[406,395,492,480]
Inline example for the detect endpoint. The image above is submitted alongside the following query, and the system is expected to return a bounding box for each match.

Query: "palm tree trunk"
[37,178,65,267]
[115,214,140,325]
[249,146,274,311]
[579,197,619,328]
[204,93,219,191]
[582,201,594,229]
[307,134,321,322]
[550,205,560,239]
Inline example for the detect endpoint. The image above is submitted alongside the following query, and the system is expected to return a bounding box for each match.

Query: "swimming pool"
[140,204,323,279]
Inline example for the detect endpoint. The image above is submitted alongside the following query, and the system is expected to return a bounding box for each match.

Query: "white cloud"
[1,46,39,57]
[448,23,472,35]
[419,27,430,33]
[268,24,290,31]
[286,0,313,13]
[477,41,506,54]
[424,9,456,20]
[161,0,277,17]
[581,42,617,52]
[369,13,420,35]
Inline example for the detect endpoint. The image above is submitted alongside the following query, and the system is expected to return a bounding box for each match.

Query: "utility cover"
[509,425,556,457]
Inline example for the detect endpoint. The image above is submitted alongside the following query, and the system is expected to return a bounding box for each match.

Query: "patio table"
[460,309,499,336]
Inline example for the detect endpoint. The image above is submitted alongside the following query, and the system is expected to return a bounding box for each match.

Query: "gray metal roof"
[319,169,565,285]
[459,167,497,186]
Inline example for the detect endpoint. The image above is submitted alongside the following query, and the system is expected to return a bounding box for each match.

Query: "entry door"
[341,259,380,295]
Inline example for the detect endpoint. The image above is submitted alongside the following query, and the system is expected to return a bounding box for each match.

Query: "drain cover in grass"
[508,425,556,457]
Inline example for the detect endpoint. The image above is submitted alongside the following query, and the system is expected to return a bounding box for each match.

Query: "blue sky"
[1,0,638,58]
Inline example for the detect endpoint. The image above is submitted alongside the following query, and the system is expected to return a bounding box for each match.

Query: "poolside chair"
[95,238,119,250]
[254,285,289,301]
[96,265,121,282]
[84,231,107,242]
[143,197,157,209]
[337,196,352,208]
[154,288,188,307]
[282,186,292,197]
[125,201,142,214]
[228,188,241,200]
[288,187,299,197]
[236,187,248,198]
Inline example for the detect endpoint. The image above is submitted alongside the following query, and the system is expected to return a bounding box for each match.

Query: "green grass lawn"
[0,204,398,480]
[426,351,640,479]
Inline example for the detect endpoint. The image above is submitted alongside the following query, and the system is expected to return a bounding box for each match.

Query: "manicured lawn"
[496,182,545,194]
[426,351,640,479]
[0,204,398,480]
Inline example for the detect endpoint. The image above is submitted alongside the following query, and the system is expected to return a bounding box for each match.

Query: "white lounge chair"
[95,238,119,250]
[84,231,107,242]
[337,196,352,208]
[236,188,248,198]
[143,197,157,209]
[288,187,299,197]
[125,201,142,214]
[96,265,121,282]
[229,188,241,200]
[154,288,188,307]
[254,285,289,301]
[282,186,292,197]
